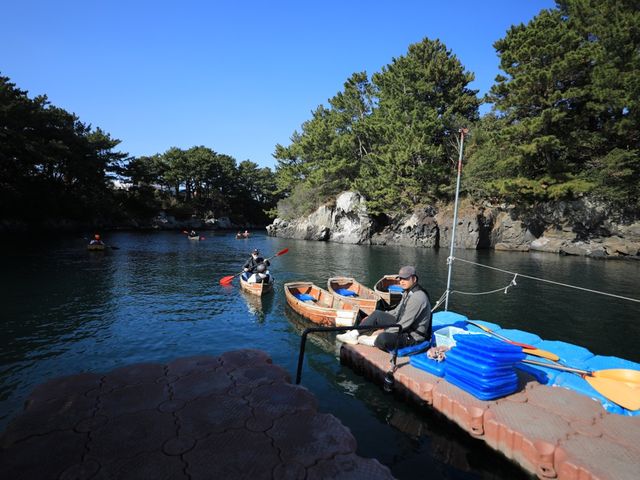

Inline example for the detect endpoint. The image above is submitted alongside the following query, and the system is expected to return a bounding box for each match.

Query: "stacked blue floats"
[444,334,526,400]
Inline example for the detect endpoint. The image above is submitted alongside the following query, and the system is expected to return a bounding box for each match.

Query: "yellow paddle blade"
[591,368,640,386]
[584,375,640,411]
[522,347,560,362]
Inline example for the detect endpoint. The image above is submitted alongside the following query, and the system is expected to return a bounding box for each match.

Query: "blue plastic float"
[443,334,525,400]
[409,354,447,377]
[408,310,639,414]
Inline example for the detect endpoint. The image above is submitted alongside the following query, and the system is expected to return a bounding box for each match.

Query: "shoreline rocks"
[266,192,640,260]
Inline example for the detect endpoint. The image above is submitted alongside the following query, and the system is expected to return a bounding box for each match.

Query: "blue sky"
[1,0,555,169]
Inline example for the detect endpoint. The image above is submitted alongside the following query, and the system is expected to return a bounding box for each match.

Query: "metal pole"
[295,324,402,385]
[444,128,468,311]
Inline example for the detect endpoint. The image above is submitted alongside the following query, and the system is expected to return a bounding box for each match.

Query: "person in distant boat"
[236,231,243,238]
[189,230,198,237]
[243,249,270,276]
[89,234,104,245]
[243,230,250,238]
[337,265,432,350]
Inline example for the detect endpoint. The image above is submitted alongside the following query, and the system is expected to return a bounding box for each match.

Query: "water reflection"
[283,307,339,355]
[240,290,275,323]
[386,405,529,479]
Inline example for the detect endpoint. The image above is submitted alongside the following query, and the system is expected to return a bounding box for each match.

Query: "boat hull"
[87,244,106,251]
[374,275,403,308]
[327,276,380,315]
[240,276,274,296]
[284,282,358,326]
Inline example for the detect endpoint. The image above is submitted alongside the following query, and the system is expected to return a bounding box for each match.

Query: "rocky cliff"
[266,192,640,259]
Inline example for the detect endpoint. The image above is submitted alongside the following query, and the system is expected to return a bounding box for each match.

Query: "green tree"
[356,38,479,213]
[0,74,127,222]
[274,39,479,217]
[479,0,640,206]
[273,72,378,216]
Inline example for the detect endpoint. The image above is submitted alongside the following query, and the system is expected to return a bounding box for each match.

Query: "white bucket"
[335,310,356,327]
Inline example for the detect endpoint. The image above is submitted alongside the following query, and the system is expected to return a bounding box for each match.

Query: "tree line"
[273,0,639,219]
[0,75,126,224]
[125,147,277,224]
[0,75,278,227]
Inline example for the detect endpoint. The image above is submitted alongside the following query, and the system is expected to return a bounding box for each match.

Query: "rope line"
[448,256,640,304]
[431,291,447,312]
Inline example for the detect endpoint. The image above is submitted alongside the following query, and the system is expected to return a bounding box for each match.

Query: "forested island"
[1,0,638,257]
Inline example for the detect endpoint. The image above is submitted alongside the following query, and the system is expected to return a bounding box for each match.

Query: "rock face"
[266,192,373,244]
[266,191,640,259]
[371,209,439,247]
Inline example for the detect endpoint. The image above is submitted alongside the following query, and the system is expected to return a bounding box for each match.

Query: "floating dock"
[340,343,640,480]
[0,349,393,480]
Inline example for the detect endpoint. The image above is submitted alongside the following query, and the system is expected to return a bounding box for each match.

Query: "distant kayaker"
[337,265,432,350]
[89,234,104,245]
[243,249,270,277]
[189,230,198,237]
[243,230,250,238]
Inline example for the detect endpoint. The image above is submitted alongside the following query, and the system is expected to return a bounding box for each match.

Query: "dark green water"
[2,231,639,479]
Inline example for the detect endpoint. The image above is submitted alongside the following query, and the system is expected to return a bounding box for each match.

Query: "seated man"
[337,265,432,351]
[243,249,270,276]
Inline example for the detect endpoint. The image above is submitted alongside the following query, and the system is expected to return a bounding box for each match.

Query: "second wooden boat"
[374,275,403,308]
[239,275,274,296]
[284,281,359,326]
[327,276,380,315]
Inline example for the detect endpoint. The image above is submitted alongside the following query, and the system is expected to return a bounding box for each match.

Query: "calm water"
[2,231,639,479]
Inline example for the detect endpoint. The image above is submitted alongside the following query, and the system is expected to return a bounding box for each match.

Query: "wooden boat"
[187,235,202,241]
[284,282,359,326]
[327,276,380,315]
[374,275,403,308]
[87,243,106,251]
[239,275,274,296]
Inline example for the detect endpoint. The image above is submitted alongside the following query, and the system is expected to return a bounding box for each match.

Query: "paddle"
[219,248,289,285]
[522,359,640,411]
[466,320,560,362]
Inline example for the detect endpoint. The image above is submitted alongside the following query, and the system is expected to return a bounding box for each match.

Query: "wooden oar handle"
[522,359,590,376]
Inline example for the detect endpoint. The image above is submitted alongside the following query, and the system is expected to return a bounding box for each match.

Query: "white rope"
[431,291,447,312]
[449,256,640,304]
[450,274,518,296]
